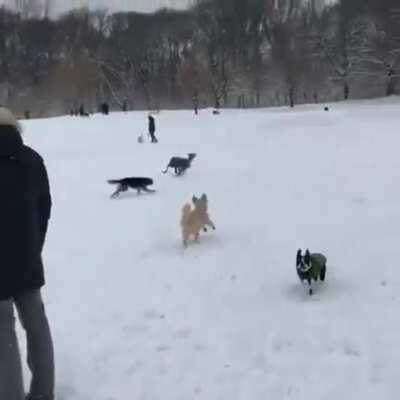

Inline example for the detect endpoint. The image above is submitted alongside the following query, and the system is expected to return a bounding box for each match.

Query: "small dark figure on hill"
[79,104,90,117]
[192,93,199,115]
[148,114,158,143]
[101,102,109,115]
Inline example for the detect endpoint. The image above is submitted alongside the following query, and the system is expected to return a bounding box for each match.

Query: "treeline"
[0,0,399,116]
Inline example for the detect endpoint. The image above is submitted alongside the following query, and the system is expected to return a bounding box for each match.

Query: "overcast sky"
[0,0,193,16]
[0,1,336,17]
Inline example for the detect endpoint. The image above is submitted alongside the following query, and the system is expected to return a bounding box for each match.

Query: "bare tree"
[14,0,43,18]
[310,3,370,100]
[361,2,400,95]
[0,0,398,116]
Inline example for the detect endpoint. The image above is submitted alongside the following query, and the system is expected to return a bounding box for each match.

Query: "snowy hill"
[20,98,400,399]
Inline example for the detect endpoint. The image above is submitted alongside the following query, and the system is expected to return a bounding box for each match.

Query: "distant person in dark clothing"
[0,108,54,400]
[79,104,89,117]
[101,102,109,115]
[148,114,158,143]
[192,93,199,115]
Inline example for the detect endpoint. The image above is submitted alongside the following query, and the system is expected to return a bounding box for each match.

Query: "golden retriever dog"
[180,194,216,248]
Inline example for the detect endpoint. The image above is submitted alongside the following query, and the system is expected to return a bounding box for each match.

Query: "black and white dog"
[162,153,196,175]
[296,249,327,295]
[108,177,155,198]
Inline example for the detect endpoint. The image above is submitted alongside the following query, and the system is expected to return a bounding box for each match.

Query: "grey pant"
[0,290,54,400]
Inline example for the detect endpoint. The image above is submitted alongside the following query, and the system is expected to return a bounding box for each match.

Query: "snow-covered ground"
[19,97,400,399]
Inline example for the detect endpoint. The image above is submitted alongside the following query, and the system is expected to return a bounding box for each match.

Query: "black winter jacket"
[148,116,155,133]
[0,125,51,300]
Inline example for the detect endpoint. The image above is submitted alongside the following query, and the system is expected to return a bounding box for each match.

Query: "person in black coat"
[101,102,109,115]
[192,93,199,115]
[79,104,85,116]
[0,108,54,400]
[148,114,158,143]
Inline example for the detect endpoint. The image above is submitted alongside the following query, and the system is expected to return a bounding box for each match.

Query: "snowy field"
[19,97,400,399]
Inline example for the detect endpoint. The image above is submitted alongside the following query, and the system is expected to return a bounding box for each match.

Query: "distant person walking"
[148,114,158,143]
[79,104,85,116]
[0,108,54,400]
[79,104,89,117]
[101,102,109,115]
[192,93,199,115]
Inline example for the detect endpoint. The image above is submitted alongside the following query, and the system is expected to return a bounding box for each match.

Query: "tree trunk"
[386,77,395,96]
[344,82,349,100]
[289,86,295,108]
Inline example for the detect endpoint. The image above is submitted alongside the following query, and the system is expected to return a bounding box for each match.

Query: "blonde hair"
[0,107,21,132]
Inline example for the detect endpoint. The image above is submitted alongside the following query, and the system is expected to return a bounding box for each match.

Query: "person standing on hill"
[148,114,158,143]
[0,107,54,400]
[192,93,199,115]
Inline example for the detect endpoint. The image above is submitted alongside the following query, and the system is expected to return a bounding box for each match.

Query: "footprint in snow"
[175,327,192,339]
[352,196,368,205]
[194,344,206,352]
[343,343,361,357]
[156,344,171,352]
[157,364,169,376]
[194,386,202,395]
[144,309,163,320]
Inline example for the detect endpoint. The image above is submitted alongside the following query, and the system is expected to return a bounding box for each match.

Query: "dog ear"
[201,194,207,202]
[305,249,311,264]
[192,195,198,204]
[296,249,302,265]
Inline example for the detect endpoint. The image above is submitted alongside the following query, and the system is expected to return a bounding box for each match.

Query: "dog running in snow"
[180,194,216,248]
[108,177,155,198]
[296,249,327,295]
[163,153,196,175]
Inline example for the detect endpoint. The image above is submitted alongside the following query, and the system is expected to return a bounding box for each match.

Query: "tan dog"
[180,194,216,248]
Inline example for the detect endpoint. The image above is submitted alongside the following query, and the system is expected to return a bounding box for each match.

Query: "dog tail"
[107,179,120,185]
[181,203,192,226]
